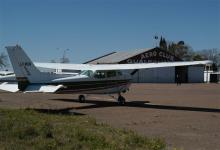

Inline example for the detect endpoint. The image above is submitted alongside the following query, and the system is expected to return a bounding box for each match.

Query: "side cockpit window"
[94,70,122,78]
[94,71,106,78]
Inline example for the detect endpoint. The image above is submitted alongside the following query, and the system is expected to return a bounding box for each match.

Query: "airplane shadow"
[27,107,85,116]
[50,98,220,113]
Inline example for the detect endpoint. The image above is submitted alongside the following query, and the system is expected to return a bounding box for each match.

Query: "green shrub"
[0,109,166,150]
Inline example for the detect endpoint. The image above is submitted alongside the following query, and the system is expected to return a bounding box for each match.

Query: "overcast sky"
[0,0,219,63]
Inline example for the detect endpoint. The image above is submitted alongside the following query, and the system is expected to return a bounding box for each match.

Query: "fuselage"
[43,70,132,94]
[55,78,131,94]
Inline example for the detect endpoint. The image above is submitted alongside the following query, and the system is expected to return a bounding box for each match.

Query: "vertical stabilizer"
[6,45,47,89]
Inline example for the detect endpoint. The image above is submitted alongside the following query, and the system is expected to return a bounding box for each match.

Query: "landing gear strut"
[117,93,126,105]
[79,95,86,103]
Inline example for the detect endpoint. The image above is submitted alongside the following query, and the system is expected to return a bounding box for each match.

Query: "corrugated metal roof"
[87,48,151,64]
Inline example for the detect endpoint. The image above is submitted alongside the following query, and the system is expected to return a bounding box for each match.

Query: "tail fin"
[6,45,45,90]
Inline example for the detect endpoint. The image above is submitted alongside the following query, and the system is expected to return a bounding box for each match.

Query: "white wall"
[204,70,214,83]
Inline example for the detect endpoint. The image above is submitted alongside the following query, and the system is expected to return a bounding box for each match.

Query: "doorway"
[175,66,188,83]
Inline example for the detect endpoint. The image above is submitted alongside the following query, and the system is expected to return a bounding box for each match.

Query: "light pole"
[57,48,70,63]
[62,49,70,63]
[154,34,159,47]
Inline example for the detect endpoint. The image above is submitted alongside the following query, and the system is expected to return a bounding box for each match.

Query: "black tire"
[79,95,86,103]
[118,95,126,105]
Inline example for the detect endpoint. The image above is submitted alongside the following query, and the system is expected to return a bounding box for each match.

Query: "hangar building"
[85,47,206,83]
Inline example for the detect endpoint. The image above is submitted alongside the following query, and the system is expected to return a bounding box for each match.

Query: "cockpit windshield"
[80,70,94,77]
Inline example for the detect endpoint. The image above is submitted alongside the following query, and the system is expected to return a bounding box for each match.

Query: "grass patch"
[0,108,166,150]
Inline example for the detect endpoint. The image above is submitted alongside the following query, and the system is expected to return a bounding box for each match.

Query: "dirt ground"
[0,83,220,150]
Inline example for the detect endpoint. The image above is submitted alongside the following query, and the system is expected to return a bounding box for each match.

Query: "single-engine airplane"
[0,45,212,105]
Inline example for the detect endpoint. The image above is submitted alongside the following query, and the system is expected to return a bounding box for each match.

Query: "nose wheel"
[118,94,126,105]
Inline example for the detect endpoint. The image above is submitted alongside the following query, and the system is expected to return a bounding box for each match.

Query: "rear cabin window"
[117,71,122,76]
[107,71,116,78]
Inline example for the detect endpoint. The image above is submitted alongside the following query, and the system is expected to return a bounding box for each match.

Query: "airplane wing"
[0,74,16,82]
[35,60,212,71]
[0,82,19,92]
[24,84,63,93]
[0,83,63,93]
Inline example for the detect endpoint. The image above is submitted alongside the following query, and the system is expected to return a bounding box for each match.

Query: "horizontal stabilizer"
[24,84,63,93]
[0,82,19,92]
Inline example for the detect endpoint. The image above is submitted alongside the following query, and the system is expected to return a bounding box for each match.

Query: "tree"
[159,37,194,60]
[196,48,220,67]
[167,41,193,60]
[192,54,204,61]
[159,36,167,50]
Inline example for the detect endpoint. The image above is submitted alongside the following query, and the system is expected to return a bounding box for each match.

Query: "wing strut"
[130,69,139,76]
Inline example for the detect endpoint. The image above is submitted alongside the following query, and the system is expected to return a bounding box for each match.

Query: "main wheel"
[79,95,86,103]
[118,95,126,105]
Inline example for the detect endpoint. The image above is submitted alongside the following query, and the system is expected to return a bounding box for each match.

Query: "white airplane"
[0,45,212,105]
[0,70,17,92]
[0,70,14,76]
[0,70,16,81]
